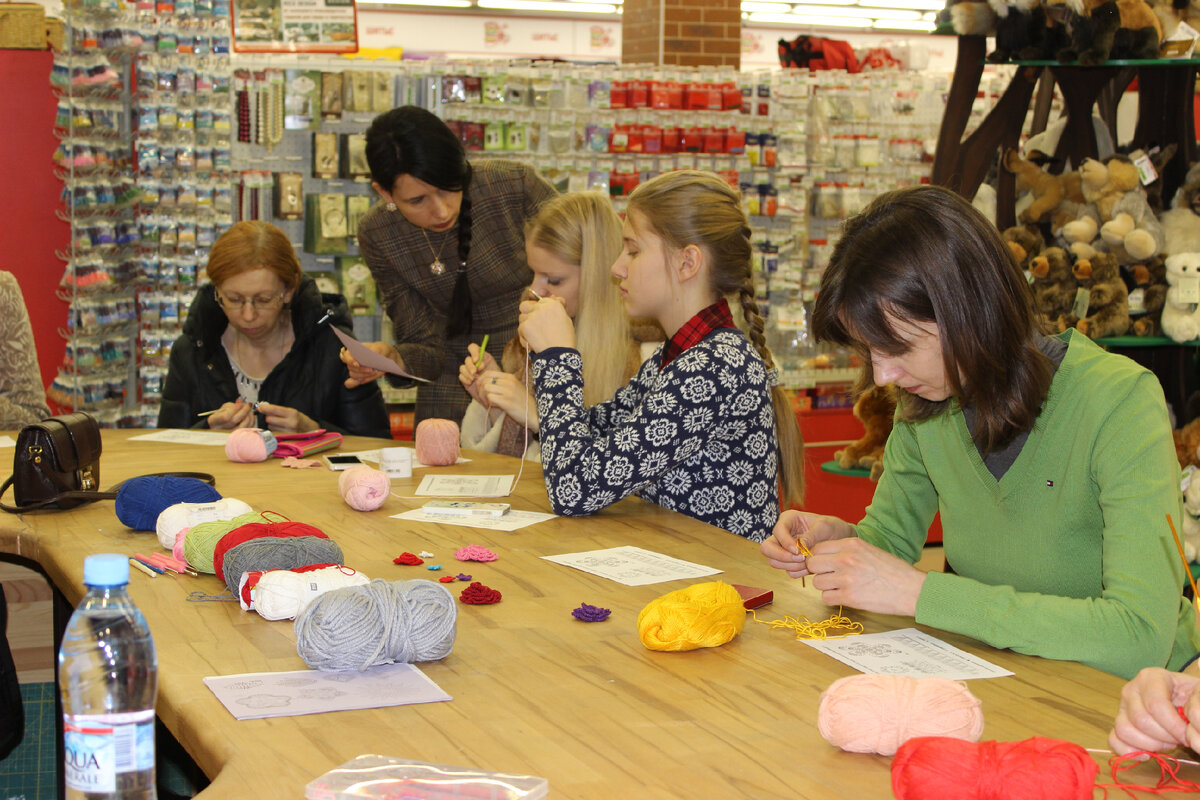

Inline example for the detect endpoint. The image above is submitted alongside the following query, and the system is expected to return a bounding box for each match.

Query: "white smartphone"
[323,454,364,471]
[421,500,510,517]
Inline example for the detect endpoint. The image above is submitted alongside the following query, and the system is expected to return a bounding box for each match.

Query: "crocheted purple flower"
[572,603,611,622]
[456,573,472,581]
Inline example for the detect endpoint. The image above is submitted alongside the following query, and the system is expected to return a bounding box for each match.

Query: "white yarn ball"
[156,497,254,550]
[240,565,371,621]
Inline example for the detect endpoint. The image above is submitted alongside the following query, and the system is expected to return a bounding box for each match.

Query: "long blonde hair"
[526,192,632,406]
[627,170,804,507]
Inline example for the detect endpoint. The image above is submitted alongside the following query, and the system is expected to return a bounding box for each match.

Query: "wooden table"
[1,431,1191,798]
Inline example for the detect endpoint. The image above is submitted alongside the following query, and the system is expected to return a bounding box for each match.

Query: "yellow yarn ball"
[636,581,746,651]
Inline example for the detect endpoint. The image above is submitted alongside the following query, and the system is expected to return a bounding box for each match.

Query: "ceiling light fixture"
[747,11,871,25]
[742,1,793,12]
[477,0,618,11]
[792,4,920,17]
[367,0,474,6]
[872,18,936,29]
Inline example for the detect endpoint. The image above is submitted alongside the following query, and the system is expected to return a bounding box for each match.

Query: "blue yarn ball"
[115,476,221,531]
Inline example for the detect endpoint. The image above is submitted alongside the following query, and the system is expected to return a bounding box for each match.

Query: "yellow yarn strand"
[751,606,864,640]
[637,581,747,651]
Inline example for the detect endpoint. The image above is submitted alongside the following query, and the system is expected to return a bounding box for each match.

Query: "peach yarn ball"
[338,465,390,511]
[818,674,985,756]
[415,419,460,466]
[226,428,274,462]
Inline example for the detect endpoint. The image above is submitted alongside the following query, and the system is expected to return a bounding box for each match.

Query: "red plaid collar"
[659,298,736,370]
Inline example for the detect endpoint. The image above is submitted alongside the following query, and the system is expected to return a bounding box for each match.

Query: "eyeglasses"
[215,290,286,312]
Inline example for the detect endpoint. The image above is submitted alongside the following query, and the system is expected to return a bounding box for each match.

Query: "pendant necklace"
[421,227,451,276]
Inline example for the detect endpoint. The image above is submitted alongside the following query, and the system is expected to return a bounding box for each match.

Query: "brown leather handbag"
[0,412,107,511]
[0,412,217,514]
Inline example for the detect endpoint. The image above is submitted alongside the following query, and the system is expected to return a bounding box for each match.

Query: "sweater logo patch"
[1046,480,1054,487]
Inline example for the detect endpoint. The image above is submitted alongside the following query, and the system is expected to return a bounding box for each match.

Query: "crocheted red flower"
[392,552,424,565]
[459,581,502,604]
[438,575,456,583]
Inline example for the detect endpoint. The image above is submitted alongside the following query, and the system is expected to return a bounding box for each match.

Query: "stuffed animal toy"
[1060,156,1166,264]
[950,0,1000,34]
[1001,223,1045,271]
[1128,255,1169,335]
[835,385,896,482]
[1161,161,1200,256]
[1154,0,1200,38]
[1004,148,1070,225]
[1161,252,1200,341]
[1030,246,1078,329]
[1177,421,1200,470]
[1182,465,1200,561]
[986,0,1049,60]
[1058,252,1131,337]
[1045,0,1161,64]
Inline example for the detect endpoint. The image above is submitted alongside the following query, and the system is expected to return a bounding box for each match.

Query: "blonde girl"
[519,170,804,541]
[458,192,643,458]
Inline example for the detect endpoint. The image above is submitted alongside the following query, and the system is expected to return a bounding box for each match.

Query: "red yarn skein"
[891,736,1098,800]
[212,521,326,582]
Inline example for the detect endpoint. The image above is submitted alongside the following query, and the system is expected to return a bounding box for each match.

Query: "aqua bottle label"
[64,709,155,792]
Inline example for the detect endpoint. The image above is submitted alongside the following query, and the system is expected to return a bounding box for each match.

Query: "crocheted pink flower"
[454,545,498,562]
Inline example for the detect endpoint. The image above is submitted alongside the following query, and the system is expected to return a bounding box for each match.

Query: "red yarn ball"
[415,418,461,466]
[891,736,1098,800]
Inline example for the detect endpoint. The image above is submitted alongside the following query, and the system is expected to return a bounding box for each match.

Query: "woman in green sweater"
[762,185,1200,680]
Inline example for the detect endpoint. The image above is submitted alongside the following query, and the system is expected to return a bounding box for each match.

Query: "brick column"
[621,0,742,68]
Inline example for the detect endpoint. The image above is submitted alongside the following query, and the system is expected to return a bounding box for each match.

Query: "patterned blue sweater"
[530,329,780,541]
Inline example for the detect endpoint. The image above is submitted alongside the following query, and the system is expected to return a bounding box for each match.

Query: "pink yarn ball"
[415,418,460,466]
[818,674,984,756]
[173,529,189,562]
[338,465,390,511]
[226,428,274,462]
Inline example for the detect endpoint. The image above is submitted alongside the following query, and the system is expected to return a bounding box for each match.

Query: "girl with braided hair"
[518,170,803,542]
[344,106,557,426]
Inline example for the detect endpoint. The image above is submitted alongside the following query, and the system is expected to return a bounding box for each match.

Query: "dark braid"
[445,186,474,339]
[738,284,776,371]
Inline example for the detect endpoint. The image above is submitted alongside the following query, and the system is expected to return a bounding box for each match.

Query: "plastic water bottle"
[59,553,158,799]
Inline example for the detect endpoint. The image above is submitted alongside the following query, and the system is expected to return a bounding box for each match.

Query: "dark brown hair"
[813,185,1051,453]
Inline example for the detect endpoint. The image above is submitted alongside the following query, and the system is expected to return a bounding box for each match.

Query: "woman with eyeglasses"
[158,221,391,437]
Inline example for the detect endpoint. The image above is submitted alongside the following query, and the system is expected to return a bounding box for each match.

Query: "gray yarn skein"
[293,579,458,671]
[221,536,345,594]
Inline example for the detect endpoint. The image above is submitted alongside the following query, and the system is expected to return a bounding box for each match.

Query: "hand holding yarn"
[458,344,500,404]
[803,536,928,617]
[256,401,317,435]
[414,419,460,466]
[478,371,539,432]
[206,398,256,430]
[517,296,574,353]
[338,465,390,511]
[818,674,984,756]
[1109,666,1200,755]
[761,509,854,580]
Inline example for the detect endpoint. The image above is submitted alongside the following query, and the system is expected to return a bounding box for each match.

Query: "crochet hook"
[475,334,489,368]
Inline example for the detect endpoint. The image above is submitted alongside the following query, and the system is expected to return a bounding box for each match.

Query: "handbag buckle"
[79,465,94,490]
[27,445,41,465]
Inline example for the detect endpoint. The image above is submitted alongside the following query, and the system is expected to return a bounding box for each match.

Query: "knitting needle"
[129,558,158,579]
[197,401,259,418]
[1167,514,1200,603]
[475,334,489,368]
[794,515,814,589]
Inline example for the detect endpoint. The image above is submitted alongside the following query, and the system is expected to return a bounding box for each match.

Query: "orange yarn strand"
[1097,750,1200,797]
[751,606,863,640]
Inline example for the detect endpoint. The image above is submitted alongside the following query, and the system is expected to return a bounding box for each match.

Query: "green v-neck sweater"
[857,330,1200,679]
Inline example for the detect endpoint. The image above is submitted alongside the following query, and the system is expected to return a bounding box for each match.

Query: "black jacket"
[157,278,391,439]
